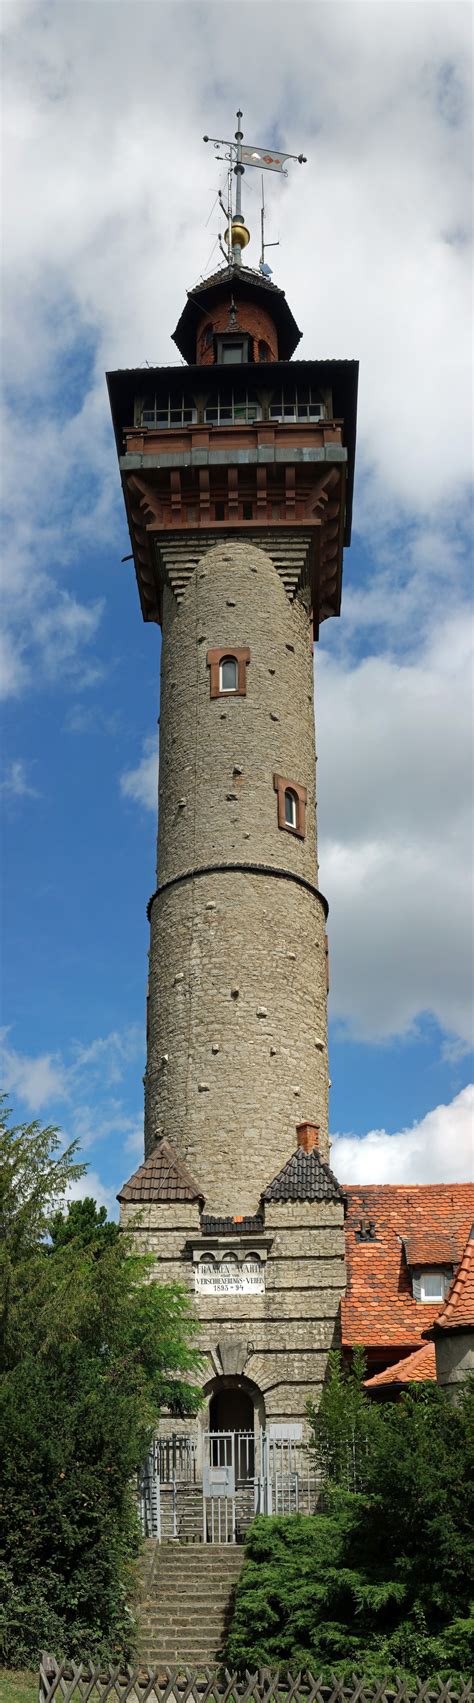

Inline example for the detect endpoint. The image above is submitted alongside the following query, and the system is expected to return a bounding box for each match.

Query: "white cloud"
[332,1083,474,1184]
[0,1031,68,1112]
[0,1025,143,1116]
[317,613,474,1045]
[65,1169,119,1218]
[0,759,39,800]
[120,734,159,812]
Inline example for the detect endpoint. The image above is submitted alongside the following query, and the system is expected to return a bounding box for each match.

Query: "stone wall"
[121,1193,345,1427]
[145,541,329,1208]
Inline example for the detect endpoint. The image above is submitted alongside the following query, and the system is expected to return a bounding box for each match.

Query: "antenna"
[204,110,306,268]
[259,175,280,276]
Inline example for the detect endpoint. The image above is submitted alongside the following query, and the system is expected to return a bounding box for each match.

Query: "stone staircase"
[138,1542,245,1666]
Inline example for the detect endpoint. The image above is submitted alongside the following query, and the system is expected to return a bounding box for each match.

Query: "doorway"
[209,1384,255,1481]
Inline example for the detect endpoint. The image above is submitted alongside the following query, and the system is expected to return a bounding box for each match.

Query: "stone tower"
[109,133,358,1460]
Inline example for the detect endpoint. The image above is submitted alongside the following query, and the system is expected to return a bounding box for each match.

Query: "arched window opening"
[219,656,238,693]
[258,339,270,362]
[285,788,297,829]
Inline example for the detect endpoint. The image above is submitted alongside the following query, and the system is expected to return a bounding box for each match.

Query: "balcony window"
[204,391,262,426]
[138,394,197,428]
[269,387,326,422]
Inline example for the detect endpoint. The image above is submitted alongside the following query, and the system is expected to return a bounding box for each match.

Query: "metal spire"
[203,109,307,268]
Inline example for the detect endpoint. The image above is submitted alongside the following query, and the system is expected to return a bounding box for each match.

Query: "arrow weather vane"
[203,108,307,268]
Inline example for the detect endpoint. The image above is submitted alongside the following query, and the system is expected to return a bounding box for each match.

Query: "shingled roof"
[262,1146,344,1204]
[117,1138,204,1205]
[425,1225,474,1336]
[342,1184,474,1351]
[364,1341,436,1390]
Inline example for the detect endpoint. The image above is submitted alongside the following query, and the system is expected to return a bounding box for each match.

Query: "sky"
[1,0,473,1215]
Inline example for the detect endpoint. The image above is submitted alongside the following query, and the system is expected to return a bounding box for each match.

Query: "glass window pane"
[285,790,297,827]
[220,657,238,691]
[222,343,244,363]
[421,1272,444,1299]
[205,406,218,422]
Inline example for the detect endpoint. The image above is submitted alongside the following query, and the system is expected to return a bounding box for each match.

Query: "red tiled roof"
[364,1341,436,1388]
[341,1184,474,1350]
[425,1225,474,1334]
[403,1231,458,1266]
[117,1138,204,1205]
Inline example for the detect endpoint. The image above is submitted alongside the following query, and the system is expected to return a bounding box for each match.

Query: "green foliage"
[0,1105,202,1669]
[228,1368,474,1680]
[307,1345,377,1491]
[49,1196,120,1251]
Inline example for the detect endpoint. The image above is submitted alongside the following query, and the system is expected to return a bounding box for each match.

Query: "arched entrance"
[209,1383,255,1480]
[209,1384,254,1433]
[205,1375,264,1485]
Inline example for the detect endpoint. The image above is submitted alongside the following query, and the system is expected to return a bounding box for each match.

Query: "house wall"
[434,1329,474,1401]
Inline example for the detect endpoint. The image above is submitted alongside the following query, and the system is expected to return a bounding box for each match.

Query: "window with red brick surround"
[207,646,250,699]
[273,774,307,839]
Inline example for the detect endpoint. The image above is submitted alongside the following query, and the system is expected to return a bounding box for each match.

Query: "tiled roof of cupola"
[117,1138,204,1205]
[262,1146,344,1204]
[424,1225,474,1336]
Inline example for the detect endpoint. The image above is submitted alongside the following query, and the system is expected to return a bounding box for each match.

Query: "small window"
[243,502,253,520]
[219,656,238,693]
[215,502,225,521]
[285,789,297,829]
[222,342,244,364]
[258,340,270,362]
[207,646,251,699]
[273,773,307,839]
[419,1271,449,1302]
[202,325,213,348]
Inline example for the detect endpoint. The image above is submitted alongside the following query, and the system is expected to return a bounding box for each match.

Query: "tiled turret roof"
[425,1225,474,1335]
[262,1146,344,1204]
[364,1342,436,1389]
[117,1138,204,1205]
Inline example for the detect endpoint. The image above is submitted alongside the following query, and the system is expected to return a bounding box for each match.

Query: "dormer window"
[216,335,250,365]
[415,1270,452,1303]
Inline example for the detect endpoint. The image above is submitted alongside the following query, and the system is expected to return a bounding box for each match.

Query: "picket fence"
[39,1655,473,1703]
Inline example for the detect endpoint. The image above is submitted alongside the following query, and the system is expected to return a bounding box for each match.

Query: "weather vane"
[203,109,307,269]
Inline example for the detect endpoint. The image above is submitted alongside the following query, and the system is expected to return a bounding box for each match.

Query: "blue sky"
[1,0,472,1212]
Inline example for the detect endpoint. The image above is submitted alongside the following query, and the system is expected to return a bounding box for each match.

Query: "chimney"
[296,1122,320,1154]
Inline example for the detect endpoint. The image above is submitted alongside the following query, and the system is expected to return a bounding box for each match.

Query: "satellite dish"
[259,260,273,278]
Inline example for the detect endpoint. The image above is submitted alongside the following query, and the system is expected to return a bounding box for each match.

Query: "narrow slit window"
[285,789,297,829]
[219,656,238,693]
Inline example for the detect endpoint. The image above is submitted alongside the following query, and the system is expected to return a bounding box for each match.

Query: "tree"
[49,1196,120,1251]
[0,1105,202,1667]
[227,1364,474,1680]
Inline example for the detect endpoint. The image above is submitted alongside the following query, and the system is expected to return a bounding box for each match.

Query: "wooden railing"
[39,1655,473,1703]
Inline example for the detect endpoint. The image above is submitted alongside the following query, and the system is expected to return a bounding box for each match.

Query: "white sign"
[195,1258,265,1295]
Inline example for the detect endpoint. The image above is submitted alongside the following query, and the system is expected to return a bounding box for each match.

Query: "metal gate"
[139,1425,307,1543]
